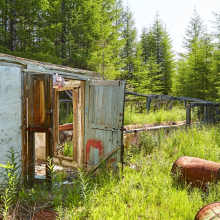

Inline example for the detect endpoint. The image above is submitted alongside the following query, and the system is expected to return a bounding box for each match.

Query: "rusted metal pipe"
[195,202,220,220]
[59,123,73,131]
[171,156,220,187]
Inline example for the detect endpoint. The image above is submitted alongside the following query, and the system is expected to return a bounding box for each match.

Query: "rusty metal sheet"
[195,202,220,220]
[84,81,125,170]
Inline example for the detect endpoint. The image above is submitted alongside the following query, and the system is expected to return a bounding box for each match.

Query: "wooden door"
[27,73,53,183]
[84,80,125,171]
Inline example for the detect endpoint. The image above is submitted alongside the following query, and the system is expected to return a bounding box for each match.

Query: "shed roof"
[0,53,102,80]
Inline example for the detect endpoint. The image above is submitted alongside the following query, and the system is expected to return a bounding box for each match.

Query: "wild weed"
[0,147,20,219]
[77,169,94,202]
[63,140,73,157]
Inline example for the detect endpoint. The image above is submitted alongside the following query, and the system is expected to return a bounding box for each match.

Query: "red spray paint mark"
[106,158,116,164]
[86,139,104,163]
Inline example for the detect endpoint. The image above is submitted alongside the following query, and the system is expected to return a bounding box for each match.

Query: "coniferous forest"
[0,1,220,101]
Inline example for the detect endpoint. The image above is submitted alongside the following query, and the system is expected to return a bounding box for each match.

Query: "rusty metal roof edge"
[0,53,102,79]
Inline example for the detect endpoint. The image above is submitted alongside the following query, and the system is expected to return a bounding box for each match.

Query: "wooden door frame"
[22,72,54,184]
[53,80,85,168]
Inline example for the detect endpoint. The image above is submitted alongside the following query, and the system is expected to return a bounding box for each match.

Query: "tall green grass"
[57,124,220,219]
[124,106,198,125]
[63,140,73,157]
[2,124,220,219]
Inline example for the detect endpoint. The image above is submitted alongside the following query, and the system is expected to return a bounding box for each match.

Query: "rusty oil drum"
[171,156,220,187]
[195,202,220,220]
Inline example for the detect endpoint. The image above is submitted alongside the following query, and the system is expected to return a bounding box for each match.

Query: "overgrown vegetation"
[63,140,73,158]
[124,105,198,125]
[59,104,73,124]
[1,1,220,101]
[1,124,220,219]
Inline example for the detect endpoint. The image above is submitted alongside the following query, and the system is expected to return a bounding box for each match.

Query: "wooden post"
[53,90,59,155]
[73,87,79,162]
[207,106,210,122]
[67,102,69,115]
[28,131,35,184]
[186,104,191,124]
[204,106,207,122]
[198,107,201,120]
[216,107,219,121]
[46,131,53,186]
[146,96,151,113]
[210,106,213,122]
[169,101,173,110]
[21,72,27,183]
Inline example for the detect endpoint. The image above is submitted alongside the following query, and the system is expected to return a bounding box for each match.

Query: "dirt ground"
[35,158,77,181]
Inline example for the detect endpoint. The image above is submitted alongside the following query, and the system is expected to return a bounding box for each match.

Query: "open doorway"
[53,80,84,168]
[32,79,84,180]
[35,132,46,179]
[57,89,74,157]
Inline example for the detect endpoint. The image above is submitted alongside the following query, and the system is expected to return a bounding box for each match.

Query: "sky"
[123,0,220,54]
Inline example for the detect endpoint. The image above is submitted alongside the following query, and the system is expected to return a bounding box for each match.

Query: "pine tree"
[121,5,138,80]
[88,0,124,79]
[211,11,220,101]
[140,13,175,94]
[175,8,214,100]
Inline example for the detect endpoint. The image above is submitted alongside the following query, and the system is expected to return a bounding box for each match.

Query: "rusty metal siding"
[84,81,125,169]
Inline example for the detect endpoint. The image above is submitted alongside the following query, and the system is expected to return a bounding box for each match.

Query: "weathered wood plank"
[89,146,121,174]
[73,87,79,162]
[119,81,126,166]
[45,74,53,185]
[186,104,191,124]
[79,81,85,168]
[146,97,151,113]
[53,89,59,155]
[21,71,27,182]
[84,80,125,170]
[27,74,35,184]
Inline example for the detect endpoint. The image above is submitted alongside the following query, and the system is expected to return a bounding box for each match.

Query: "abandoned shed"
[0,53,125,186]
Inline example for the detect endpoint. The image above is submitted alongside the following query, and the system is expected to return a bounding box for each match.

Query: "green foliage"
[120,5,138,80]
[0,147,20,219]
[175,8,217,101]
[52,124,220,219]
[124,106,198,125]
[2,124,220,219]
[63,140,73,157]
[59,104,73,124]
[138,13,175,95]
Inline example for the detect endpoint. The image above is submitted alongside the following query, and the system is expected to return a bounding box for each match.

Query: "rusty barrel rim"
[171,156,188,173]
[194,202,220,220]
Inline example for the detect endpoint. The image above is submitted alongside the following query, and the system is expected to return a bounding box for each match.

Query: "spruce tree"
[211,11,220,101]
[140,13,175,94]
[121,5,138,80]
[175,8,214,100]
